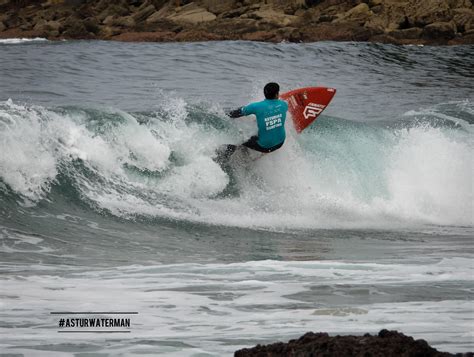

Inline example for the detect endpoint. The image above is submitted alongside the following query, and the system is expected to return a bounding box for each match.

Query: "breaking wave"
[0,97,472,229]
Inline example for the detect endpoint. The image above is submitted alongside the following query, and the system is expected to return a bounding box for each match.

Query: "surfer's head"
[264,82,279,99]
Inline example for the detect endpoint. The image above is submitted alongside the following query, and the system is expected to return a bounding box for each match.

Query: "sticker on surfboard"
[280,87,336,133]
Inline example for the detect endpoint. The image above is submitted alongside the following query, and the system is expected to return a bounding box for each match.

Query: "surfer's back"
[242,99,288,148]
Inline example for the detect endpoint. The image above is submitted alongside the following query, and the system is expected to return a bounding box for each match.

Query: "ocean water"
[0,38,472,356]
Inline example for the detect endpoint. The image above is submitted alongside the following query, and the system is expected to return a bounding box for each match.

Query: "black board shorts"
[214,137,284,165]
[242,136,284,153]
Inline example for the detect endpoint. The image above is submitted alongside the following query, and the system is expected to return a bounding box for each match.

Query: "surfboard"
[280,86,336,133]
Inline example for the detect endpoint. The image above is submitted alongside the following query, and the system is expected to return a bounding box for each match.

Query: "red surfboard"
[280,87,336,133]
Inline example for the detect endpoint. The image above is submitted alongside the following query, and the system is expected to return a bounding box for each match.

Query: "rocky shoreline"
[235,330,473,356]
[0,0,473,45]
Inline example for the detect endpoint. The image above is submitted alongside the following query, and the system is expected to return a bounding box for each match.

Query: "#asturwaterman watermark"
[51,311,138,333]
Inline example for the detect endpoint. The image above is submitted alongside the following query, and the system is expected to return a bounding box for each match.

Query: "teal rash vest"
[241,99,288,148]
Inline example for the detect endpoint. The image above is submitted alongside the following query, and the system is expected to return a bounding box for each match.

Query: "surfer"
[217,82,288,162]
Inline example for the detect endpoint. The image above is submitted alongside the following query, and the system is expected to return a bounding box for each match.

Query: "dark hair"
[264,82,280,99]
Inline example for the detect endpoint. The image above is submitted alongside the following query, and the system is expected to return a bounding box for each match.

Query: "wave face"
[1,40,473,231]
[0,97,472,229]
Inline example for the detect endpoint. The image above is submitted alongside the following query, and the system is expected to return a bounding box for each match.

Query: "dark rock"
[388,27,423,39]
[111,30,176,41]
[241,30,277,41]
[0,21,5,32]
[145,5,172,24]
[276,26,302,42]
[110,15,136,28]
[135,17,181,33]
[422,21,457,40]
[369,33,427,45]
[456,31,474,43]
[102,15,115,26]
[235,330,466,357]
[407,0,453,27]
[100,25,121,37]
[301,22,375,41]
[364,1,410,32]
[452,8,474,32]
[317,14,337,22]
[65,0,86,6]
[369,0,383,6]
[174,29,223,41]
[167,6,217,25]
[83,17,100,34]
[19,22,32,30]
[201,0,235,15]
[131,4,156,22]
[333,3,374,25]
[95,0,129,14]
[43,20,61,32]
[97,3,130,21]
[306,0,323,6]
[47,20,61,36]
[3,11,21,28]
[61,16,91,38]
[0,28,42,39]
[371,4,383,14]
[219,5,260,19]
[32,19,46,31]
[75,3,95,19]
[204,18,259,36]
[150,0,167,9]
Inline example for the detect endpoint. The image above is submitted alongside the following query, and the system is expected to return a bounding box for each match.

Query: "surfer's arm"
[228,103,258,119]
[227,107,244,118]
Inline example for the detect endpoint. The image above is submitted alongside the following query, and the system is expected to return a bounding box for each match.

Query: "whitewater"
[0,39,473,356]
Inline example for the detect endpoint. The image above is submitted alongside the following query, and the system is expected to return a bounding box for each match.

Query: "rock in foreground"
[235,330,473,357]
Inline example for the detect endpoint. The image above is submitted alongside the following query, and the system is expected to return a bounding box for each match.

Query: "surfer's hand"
[227,107,243,118]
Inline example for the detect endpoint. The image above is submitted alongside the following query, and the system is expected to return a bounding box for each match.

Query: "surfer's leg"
[242,136,265,152]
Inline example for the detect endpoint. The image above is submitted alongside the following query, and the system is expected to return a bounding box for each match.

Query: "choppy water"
[0,38,473,356]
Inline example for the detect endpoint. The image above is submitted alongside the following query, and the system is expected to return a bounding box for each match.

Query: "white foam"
[0,100,58,201]
[158,157,228,198]
[1,258,472,355]
[0,38,48,44]
[378,126,473,225]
